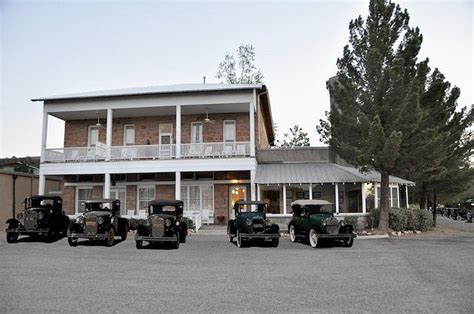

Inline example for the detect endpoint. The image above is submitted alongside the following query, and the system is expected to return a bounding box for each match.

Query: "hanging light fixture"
[95,112,101,127]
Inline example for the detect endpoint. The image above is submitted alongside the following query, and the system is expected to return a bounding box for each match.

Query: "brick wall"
[126,186,136,211]
[214,184,229,224]
[62,185,75,215]
[156,185,175,200]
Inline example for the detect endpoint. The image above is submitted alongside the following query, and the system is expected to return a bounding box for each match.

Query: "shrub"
[412,208,433,231]
[343,216,360,231]
[368,207,380,229]
[389,207,433,231]
[182,216,194,230]
[389,208,409,231]
[128,218,147,231]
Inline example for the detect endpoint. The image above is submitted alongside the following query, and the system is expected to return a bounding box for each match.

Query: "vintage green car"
[135,200,187,249]
[227,200,280,248]
[288,200,356,248]
[68,199,129,247]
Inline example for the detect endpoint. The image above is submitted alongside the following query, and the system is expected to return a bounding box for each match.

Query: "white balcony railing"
[43,141,250,163]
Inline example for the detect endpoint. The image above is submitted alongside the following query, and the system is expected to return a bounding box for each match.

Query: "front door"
[229,186,247,220]
[110,188,126,215]
[159,133,172,158]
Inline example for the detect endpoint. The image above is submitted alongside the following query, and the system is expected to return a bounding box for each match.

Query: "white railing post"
[250,169,256,201]
[283,184,287,215]
[106,108,112,161]
[40,111,48,163]
[175,171,181,200]
[176,105,181,159]
[405,185,409,208]
[38,173,46,195]
[309,183,313,200]
[374,182,378,209]
[397,184,400,208]
[104,173,111,199]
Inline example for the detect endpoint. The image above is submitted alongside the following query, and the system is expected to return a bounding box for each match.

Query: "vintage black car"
[135,200,187,249]
[227,200,280,248]
[67,199,129,247]
[6,195,70,243]
[288,200,356,248]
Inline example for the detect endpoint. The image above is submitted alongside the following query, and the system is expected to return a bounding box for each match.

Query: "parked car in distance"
[67,199,129,247]
[6,195,70,243]
[135,200,187,249]
[288,200,356,248]
[227,200,280,248]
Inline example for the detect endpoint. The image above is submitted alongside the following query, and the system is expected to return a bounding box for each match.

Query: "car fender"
[227,220,236,234]
[6,218,20,229]
[136,224,149,236]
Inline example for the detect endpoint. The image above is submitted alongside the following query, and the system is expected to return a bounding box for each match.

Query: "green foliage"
[128,218,147,231]
[278,125,310,147]
[368,207,380,229]
[389,208,409,231]
[389,207,433,231]
[216,44,264,84]
[182,216,194,230]
[343,216,361,231]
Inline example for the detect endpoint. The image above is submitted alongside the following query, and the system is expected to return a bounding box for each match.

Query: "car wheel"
[456,215,462,221]
[343,237,354,248]
[180,229,186,243]
[289,225,296,243]
[236,230,244,248]
[173,234,180,249]
[105,228,115,247]
[6,232,18,244]
[272,237,279,247]
[68,237,78,247]
[135,240,143,249]
[308,228,319,248]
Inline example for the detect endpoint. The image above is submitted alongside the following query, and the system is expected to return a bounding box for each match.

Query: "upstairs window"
[191,122,203,144]
[88,126,99,147]
[123,124,135,146]
[223,120,236,142]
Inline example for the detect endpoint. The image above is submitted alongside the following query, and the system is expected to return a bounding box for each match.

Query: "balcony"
[44,141,251,163]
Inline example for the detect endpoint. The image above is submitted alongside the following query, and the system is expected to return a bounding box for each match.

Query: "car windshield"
[85,203,112,212]
[30,198,56,209]
[236,204,265,213]
[149,205,176,215]
[305,205,333,214]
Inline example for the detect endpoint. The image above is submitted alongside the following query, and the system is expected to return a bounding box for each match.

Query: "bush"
[128,218,147,231]
[182,216,194,230]
[389,207,433,231]
[412,208,433,231]
[368,207,380,229]
[389,208,409,231]
[343,216,360,231]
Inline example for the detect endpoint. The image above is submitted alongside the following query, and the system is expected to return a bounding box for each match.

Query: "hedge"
[369,207,432,232]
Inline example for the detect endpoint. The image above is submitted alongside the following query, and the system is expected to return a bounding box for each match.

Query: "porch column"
[40,111,48,163]
[390,184,394,208]
[374,182,378,209]
[250,169,256,201]
[106,108,113,161]
[176,105,181,159]
[405,185,409,208]
[335,183,339,214]
[104,173,111,199]
[282,184,287,215]
[397,184,400,208]
[249,95,255,157]
[175,171,181,199]
[257,184,261,201]
[361,183,367,214]
[38,174,46,195]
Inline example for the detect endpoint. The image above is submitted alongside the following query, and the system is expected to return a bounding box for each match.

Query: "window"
[191,122,203,143]
[391,187,399,208]
[137,186,155,212]
[123,125,135,146]
[76,187,93,213]
[88,126,99,147]
[181,185,214,223]
[223,120,236,142]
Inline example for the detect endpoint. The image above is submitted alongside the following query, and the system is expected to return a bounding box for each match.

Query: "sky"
[0,0,472,158]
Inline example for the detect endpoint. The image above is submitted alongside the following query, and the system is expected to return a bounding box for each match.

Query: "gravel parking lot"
[1,219,473,313]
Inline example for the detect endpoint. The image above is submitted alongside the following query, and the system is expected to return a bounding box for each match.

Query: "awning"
[255,163,414,185]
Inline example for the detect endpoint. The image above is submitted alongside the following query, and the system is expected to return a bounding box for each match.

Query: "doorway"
[229,185,247,220]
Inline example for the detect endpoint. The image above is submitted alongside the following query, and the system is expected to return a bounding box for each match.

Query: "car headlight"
[76,216,84,224]
[246,219,252,225]
[176,221,180,226]
[98,217,104,224]
[340,220,345,227]
[16,213,24,220]
[165,219,172,227]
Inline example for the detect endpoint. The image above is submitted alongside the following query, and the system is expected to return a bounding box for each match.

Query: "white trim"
[75,186,93,214]
[39,175,46,195]
[106,108,113,160]
[361,183,367,214]
[40,111,48,163]
[176,105,181,158]
[223,120,236,143]
[405,185,409,208]
[123,124,135,146]
[63,179,251,187]
[103,173,111,199]
[396,184,400,208]
[191,121,203,144]
[87,125,99,147]
[390,185,394,208]
[374,181,378,209]
[257,184,261,201]
[175,171,181,199]
[335,183,339,214]
[39,157,257,175]
[309,183,313,200]
[283,184,287,215]
[250,169,256,201]
[136,185,155,212]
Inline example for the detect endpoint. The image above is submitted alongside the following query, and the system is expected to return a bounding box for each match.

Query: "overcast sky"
[1,0,472,158]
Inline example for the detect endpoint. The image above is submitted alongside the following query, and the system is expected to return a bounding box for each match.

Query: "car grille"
[325,217,340,235]
[150,217,165,237]
[24,211,38,230]
[85,217,97,234]
[252,218,265,233]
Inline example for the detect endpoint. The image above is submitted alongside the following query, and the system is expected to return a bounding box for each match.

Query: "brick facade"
[156,184,175,200]
[213,184,229,224]
[62,185,75,215]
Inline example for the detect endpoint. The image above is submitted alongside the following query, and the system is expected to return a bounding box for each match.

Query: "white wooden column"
[257,184,261,201]
[405,185,409,208]
[106,108,113,161]
[175,171,181,199]
[374,182,378,209]
[249,92,256,157]
[282,184,287,215]
[250,169,256,201]
[335,183,339,214]
[38,174,46,195]
[104,173,111,199]
[309,183,313,200]
[40,111,48,163]
[390,185,394,208]
[361,182,367,214]
[176,105,181,159]
[397,184,400,208]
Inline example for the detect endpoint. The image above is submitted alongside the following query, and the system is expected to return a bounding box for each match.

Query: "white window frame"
[136,185,156,212]
[110,187,127,215]
[191,122,203,144]
[123,124,135,146]
[223,120,236,143]
[75,186,93,214]
[87,125,99,147]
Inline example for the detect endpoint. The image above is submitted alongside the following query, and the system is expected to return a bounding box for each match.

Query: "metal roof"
[255,163,414,185]
[32,83,263,102]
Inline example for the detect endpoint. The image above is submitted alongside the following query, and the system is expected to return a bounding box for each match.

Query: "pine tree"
[279,125,310,147]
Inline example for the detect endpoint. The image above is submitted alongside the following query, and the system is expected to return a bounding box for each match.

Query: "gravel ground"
[1,219,473,313]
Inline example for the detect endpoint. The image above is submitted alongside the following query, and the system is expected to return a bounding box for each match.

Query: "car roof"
[234,200,267,206]
[291,200,333,206]
[149,199,184,206]
[30,195,62,200]
[83,199,119,203]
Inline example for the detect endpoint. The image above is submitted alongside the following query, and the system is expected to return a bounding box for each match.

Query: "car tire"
[180,229,186,243]
[308,228,319,248]
[236,230,244,248]
[289,225,296,243]
[68,237,78,247]
[343,237,354,248]
[6,232,18,244]
[272,237,279,248]
[105,228,115,247]
[173,234,180,250]
[136,240,143,249]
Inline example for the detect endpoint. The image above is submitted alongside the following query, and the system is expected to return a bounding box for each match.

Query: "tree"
[216,44,264,84]
[317,0,427,231]
[279,125,310,147]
